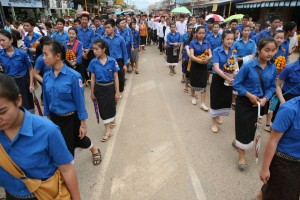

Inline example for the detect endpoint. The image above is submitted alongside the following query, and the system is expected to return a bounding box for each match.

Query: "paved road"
[75,46,294,200]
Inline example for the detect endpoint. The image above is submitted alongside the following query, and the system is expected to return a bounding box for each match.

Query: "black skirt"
[262,154,300,200]
[94,82,116,124]
[13,75,34,111]
[190,61,208,91]
[210,74,232,110]
[140,36,146,45]
[50,112,91,156]
[166,47,179,64]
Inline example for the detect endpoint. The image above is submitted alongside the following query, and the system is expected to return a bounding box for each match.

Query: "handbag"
[269,82,300,111]
[0,144,71,200]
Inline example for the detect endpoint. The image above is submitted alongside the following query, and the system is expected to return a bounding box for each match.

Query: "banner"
[1,0,44,8]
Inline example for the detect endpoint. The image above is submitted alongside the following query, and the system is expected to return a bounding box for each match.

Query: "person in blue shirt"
[233,37,277,171]
[207,23,222,51]
[93,16,105,37]
[256,15,280,44]
[210,30,237,133]
[250,22,260,41]
[259,96,300,200]
[129,21,141,74]
[23,18,42,63]
[271,56,300,122]
[166,22,181,76]
[42,40,101,166]
[237,15,250,35]
[233,25,257,68]
[62,27,84,80]
[273,30,289,62]
[205,17,215,39]
[189,26,212,111]
[77,14,95,83]
[0,30,35,113]
[88,39,120,142]
[103,19,128,97]
[51,18,68,44]
[0,74,81,200]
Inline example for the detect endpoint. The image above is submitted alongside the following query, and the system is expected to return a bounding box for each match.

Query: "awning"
[236,0,300,8]
[205,0,231,6]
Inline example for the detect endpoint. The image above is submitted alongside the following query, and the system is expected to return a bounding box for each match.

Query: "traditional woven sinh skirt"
[131,48,139,62]
[190,61,207,92]
[13,75,34,111]
[167,47,179,66]
[94,82,116,124]
[210,74,232,117]
[140,36,146,46]
[51,112,92,156]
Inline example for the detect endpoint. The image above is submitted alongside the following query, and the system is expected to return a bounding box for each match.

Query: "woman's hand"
[91,94,96,101]
[259,97,267,107]
[115,92,120,102]
[247,93,260,106]
[260,168,270,184]
[79,126,87,139]
[29,84,35,93]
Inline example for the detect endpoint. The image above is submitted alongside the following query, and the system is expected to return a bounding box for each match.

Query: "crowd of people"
[0,11,299,199]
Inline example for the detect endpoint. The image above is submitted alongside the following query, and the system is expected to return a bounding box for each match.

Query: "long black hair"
[0,30,18,48]
[35,36,52,60]
[93,38,110,56]
[0,73,19,103]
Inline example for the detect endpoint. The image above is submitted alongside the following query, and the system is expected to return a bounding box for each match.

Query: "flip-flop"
[238,163,247,171]
[183,88,188,93]
[101,134,112,142]
[92,149,102,166]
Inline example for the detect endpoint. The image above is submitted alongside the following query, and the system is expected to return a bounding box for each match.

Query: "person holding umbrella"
[233,38,277,171]
[257,96,300,200]
[88,39,120,142]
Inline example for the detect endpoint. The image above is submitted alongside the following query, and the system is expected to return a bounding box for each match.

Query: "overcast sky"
[130,0,162,10]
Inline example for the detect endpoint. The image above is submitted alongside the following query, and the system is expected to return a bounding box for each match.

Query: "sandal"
[101,133,112,142]
[183,88,188,93]
[135,70,139,74]
[92,149,102,166]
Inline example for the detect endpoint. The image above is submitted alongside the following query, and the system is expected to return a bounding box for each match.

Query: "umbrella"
[154,17,160,22]
[171,6,191,14]
[115,11,123,15]
[205,14,225,22]
[33,92,43,116]
[254,101,263,163]
[93,100,100,124]
[80,11,90,16]
[225,14,244,23]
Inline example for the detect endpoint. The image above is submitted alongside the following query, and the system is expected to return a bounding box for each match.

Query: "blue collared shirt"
[0,48,32,76]
[272,96,300,158]
[51,31,68,44]
[205,30,213,39]
[250,30,257,40]
[95,25,105,37]
[212,45,236,74]
[24,32,41,61]
[256,29,272,44]
[0,108,73,197]
[207,33,222,51]
[166,32,181,48]
[132,30,140,49]
[103,34,128,65]
[233,57,277,100]
[119,28,132,47]
[274,40,290,62]
[43,64,88,120]
[77,26,95,49]
[88,56,120,82]
[189,39,211,56]
[233,38,256,58]
[279,59,300,95]
[180,33,190,60]
[62,39,83,64]
[34,54,51,74]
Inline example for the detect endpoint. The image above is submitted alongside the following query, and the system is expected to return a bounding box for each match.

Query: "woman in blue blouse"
[62,28,85,82]
[210,30,237,133]
[88,39,120,142]
[233,38,277,170]
[0,74,80,200]
[0,30,35,113]
[42,41,101,166]
[258,96,300,199]
[166,23,181,76]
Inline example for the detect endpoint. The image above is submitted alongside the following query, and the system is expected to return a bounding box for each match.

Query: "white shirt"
[164,26,170,42]
[157,22,166,38]
[148,19,154,29]
[153,22,159,30]
[176,21,187,36]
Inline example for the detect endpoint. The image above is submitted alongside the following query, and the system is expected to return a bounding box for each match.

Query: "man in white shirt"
[176,15,186,36]
[157,16,167,54]
[147,14,154,45]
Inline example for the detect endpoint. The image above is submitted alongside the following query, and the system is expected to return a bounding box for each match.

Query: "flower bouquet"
[187,49,209,71]
[274,55,286,75]
[66,43,77,62]
[223,50,238,86]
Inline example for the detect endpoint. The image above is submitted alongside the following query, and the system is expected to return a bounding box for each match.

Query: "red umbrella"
[33,92,43,116]
[205,14,225,22]
[80,11,90,16]
[254,102,263,163]
[154,17,160,22]
[93,100,100,124]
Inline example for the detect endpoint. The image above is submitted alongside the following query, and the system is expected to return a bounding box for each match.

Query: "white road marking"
[159,84,207,200]
[89,73,133,200]
[132,80,157,96]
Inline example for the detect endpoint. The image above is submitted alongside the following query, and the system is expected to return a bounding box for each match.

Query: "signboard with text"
[1,0,44,8]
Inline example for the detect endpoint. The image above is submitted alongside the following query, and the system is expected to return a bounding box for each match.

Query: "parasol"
[254,101,263,163]
[80,11,90,16]
[205,14,225,22]
[154,17,160,22]
[171,6,191,14]
[93,100,100,124]
[225,14,244,23]
[33,92,43,116]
